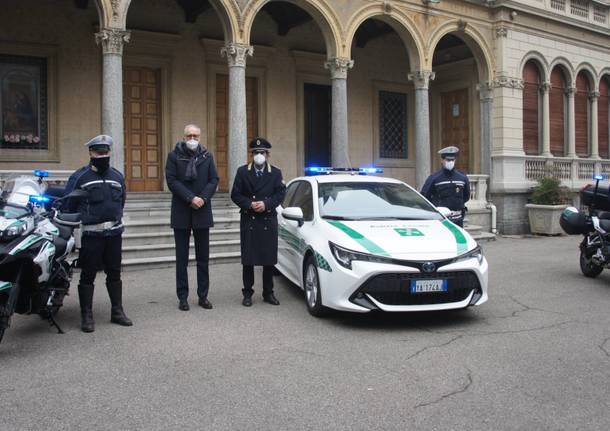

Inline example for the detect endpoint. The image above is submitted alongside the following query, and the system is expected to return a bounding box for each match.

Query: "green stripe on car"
[327,221,389,256]
[441,220,468,254]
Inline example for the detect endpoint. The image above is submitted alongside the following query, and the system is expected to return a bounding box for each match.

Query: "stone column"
[590,91,600,159]
[477,82,493,175]
[95,28,131,173]
[540,82,552,157]
[408,70,435,190]
[325,58,353,167]
[566,86,577,157]
[221,43,253,188]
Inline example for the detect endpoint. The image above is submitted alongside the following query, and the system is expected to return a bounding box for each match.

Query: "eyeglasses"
[185,134,200,139]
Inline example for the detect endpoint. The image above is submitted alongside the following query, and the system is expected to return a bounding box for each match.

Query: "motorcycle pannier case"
[580,183,610,210]
[560,207,590,235]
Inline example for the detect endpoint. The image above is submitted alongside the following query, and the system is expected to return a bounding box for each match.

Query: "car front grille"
[353,271,481,306]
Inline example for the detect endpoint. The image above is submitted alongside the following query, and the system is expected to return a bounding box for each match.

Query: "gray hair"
[184,124,201,135]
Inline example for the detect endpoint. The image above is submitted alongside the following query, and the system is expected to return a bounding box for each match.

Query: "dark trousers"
[174,228,210,301]
[242,265,274,298]
[79,234,122,285]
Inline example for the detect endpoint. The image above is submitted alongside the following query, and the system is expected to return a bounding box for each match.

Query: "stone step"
[472,231,497,242]
[124,199,235,210]
[123,207,240,220]
[122,228,240,246]
[122,239,240,260]
[122,252,241,271]
[123,217,240,234]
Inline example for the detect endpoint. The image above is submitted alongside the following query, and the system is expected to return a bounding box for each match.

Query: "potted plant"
[525,174,570,235]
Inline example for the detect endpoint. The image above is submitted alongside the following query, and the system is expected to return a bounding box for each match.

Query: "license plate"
[410,279,448,294]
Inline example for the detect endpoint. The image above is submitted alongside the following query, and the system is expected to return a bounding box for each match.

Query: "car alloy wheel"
[303,256,328,317]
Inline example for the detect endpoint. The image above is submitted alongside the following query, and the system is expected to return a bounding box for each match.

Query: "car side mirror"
[437,206,452,218]
[282,207,304,227]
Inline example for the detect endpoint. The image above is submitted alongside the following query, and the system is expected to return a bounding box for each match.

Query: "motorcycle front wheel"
[580,251,604,278]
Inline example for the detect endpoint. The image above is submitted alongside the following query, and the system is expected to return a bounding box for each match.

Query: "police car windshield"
[318,182,443,221]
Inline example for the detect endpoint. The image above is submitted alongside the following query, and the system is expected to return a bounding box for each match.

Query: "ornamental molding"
[565,86,577,96]
[111,0,120,17]
[95,28,131,55]
[495,26,508,39]
[476,81,494,100]
[540,82,552,92]
[324,57,354,80]
[492,74,524,89]
[220,43,254,68]
[590,91,601,100]
[383,0,392,14]
[408,70,436,90]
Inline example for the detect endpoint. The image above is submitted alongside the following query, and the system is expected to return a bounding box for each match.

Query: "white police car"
[276,168,488,316]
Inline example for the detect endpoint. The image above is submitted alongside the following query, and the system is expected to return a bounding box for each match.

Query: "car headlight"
[1,223,26,241]
[454,245,484,265]
[329,241,391,270]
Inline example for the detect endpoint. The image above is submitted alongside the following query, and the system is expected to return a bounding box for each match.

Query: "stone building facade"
[1,0,610,234]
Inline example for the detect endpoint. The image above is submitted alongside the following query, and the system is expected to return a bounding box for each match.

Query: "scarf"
[176,142,207,181]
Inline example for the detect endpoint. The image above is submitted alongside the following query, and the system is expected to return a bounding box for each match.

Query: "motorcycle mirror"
[593,174,604,181]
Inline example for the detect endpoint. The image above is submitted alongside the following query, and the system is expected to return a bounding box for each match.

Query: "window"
[575,72,590,157]
[0,54,48,150]
[599,77,609,159]
[291,181,314,221]
[379,91,408,159]
[282,182,300,208]
[522,61,541,155]
[550,67,567,157]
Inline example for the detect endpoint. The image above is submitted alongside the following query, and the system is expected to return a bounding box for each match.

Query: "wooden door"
[575,72,590,157]
[550,68,566,157]
[215,74,258,192]
[123,66,162,191]
[304,83,332,168]
[523,61,541,155]
[441,88,470,173]
[599,78,609,159]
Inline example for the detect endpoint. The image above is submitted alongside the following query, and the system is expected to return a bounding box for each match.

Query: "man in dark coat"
[231,137,286,307]
[421,146,470,227]
[64,135,132,333]
[165,124,219,311]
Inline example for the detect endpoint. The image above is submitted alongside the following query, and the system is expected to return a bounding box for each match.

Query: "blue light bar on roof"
[305,167,383,176]
[593,174,605,181]
[33,170,49,178]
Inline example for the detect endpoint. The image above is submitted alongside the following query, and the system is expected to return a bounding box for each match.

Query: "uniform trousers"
[173,228,210,301]
[79,234,122,285]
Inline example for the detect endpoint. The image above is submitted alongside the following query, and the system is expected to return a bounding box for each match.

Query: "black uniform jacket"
[165,142,219,229]
[231,163,286,266]
[64,165,126,237]
[421,168,470,211]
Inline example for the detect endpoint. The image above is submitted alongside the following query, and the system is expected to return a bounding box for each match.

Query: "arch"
[427,21,494,83]
[599,67,610,87]
[575,62,598,91]
[344,3,425,70]
[121,0,240,41]
[518,51,550,83]
[522,60,543,155]
[549,57,575,86]
[242,0,342,58]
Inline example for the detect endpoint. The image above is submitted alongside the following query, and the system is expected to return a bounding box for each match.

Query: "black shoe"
[198,298,213,309]
[178,299,190,311]
[263,293,280,306]
[110,307,133,326]
[81,309,95,333]
[242,296,253,307]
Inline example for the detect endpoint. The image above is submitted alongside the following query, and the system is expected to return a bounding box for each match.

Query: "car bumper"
[318,256,488,313]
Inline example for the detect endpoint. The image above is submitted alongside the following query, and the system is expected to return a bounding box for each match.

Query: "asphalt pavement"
[1,236,609,431]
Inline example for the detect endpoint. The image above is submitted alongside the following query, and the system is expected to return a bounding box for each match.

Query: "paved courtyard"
[1,236,609,430]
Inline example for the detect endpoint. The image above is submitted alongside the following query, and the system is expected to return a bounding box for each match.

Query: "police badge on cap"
[85,134,113,152]
[249,137,272,151]
[438,146,459,160]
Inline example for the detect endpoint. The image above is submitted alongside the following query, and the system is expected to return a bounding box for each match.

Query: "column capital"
[221,43,254,68]
[324,57,354,80]
[408,70,435,90]
[565,86,577,97]
[540,82,551,93]
[476,81,494,101]
[589,91,601,100]
[95,28,130,55]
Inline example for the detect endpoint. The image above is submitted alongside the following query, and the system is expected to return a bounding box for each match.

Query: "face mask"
[185,139,199,151]
[91,156,110,172]
[253,153,266,166]
[444,160,455,171]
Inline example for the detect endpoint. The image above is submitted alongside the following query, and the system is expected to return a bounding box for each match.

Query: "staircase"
[122,192,241,271]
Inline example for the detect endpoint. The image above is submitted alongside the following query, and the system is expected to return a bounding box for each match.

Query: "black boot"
[78,283,95,333]
[106,281,133,327]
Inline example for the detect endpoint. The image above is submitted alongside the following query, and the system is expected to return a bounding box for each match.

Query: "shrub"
[530,175,569,205]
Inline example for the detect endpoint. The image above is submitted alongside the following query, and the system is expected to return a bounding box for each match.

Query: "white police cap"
[84,134,113,150]
[438,146,459,159]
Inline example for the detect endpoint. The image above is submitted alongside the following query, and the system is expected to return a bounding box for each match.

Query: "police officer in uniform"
[421,146,470,227]
[64,135,132,333]
[231,138,286,307]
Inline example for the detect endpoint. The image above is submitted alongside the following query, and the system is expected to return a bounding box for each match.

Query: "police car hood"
[324,219,477,260]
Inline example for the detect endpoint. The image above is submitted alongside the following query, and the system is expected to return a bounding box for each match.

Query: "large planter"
[525,204,568,235]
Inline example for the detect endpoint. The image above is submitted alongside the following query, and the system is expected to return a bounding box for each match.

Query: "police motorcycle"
[560,174,610,278]
[0,170,85,344]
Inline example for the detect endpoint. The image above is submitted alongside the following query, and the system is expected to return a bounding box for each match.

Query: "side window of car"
[283,182,299,208]
[291,182,314,222]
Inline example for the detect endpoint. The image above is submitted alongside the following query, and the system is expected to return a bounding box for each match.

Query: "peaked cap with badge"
[250,137,272,151]
[85,134,114,151]
[438,146,459,160]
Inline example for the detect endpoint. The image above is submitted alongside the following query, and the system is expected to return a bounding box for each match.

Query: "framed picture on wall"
[0,54,48,150]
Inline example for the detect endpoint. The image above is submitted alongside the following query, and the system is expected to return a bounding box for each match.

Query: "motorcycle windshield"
[0,175,46,216]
